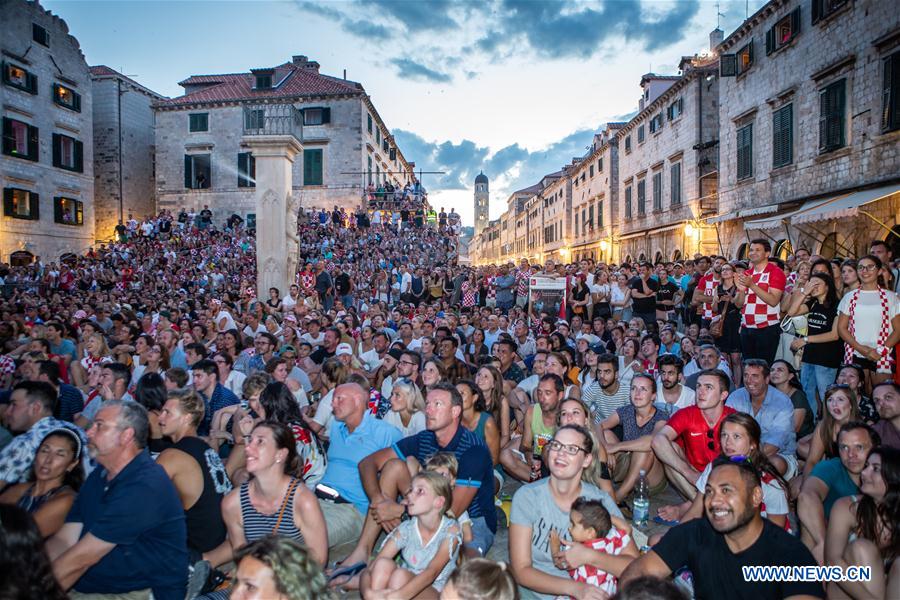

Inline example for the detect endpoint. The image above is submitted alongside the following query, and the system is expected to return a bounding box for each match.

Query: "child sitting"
[360,471,462,599]
[550,496,632,596]
[423,452,476,555]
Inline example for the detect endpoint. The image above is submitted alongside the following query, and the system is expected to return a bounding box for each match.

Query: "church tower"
[474,171,489,236]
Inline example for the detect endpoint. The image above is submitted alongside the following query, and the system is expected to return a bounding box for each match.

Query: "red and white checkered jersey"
[461,281,477,307]
[569,527,631,595]
[515,268,531,298]
[697,274,719,319]
[741,262,786,329]
[485,275,497,300]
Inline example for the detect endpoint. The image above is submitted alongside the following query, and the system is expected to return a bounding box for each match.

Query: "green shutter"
[812,0,822,24]
[74,140,83,172]
[52,133,61,167]
[766,27,775,55]
[322,107,331,124]
[238,152,248,187]
[53,196,63,223]
[30,192,39,220]
[720,54,737,76]
[3,188,13,216]
[304,149,323,186]
[791,6,802,35]
[28,125,39,161]
[184,155,192,188]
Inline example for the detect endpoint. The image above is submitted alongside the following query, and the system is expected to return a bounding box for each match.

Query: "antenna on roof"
[343,69,346,80]
[716,0,724,28]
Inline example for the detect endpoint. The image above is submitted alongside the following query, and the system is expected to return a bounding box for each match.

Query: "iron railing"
[242,103,303,139]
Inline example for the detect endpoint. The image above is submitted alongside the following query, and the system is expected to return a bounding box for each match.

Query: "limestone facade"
[153,56,416,222]
[90,66,165,242]
[569,124,621,263]
[716,0,900,259]
[0,0,95,263]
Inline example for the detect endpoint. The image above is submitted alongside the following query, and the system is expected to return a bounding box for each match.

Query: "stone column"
[240,135,303,299]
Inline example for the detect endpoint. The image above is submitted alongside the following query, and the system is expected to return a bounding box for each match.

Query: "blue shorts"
[464,516,495,556]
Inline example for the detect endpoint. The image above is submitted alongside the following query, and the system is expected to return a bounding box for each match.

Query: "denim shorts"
[464,516,495,556]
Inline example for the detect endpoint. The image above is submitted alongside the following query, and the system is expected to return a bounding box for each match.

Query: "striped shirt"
[583,380,631,424]
[239,479,303,543]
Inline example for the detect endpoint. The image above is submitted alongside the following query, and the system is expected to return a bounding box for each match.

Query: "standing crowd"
[0,203,898,600]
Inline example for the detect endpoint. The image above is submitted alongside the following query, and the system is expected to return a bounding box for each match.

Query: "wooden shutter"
[389,147,396,161]
[2,118,13,155]
[76,200,83,225]
[30,192,39,220]
[74,140,83,172]
[53,196,63,223]
[883,53,900,132]
[73,92,81,112]
[3,188,13,216]
[720,54,737,76]
[184,155,192,188]
[52,133,61,167]
[321,107,331,124]
[773,105,792,167]
[238,152,248,187]
[812,0,822,24]
[766,27,775,55]
[28,125,39,161]
[791,6,802,36]
[26,71,38,94]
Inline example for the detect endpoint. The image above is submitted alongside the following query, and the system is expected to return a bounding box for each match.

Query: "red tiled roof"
[158,61,363,108]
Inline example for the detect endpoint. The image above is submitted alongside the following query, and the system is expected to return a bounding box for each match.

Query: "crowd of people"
[1,203,899,600]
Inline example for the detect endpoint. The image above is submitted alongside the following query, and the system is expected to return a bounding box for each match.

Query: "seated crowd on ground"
[1,207,900,600]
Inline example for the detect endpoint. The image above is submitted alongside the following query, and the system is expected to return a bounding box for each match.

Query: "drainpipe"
[117,78,124,224]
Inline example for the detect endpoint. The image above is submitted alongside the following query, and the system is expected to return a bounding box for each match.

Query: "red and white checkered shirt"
[569,527,631,595]
[697,274,719,319]
[461,281,477,307]
[485,275,497,300]
[515,268,532,298]
[741,262,786,329]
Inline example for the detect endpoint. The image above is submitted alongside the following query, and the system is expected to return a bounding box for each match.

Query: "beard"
[708,502,757,535]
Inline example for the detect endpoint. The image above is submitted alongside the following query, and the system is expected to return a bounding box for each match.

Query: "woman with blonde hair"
[383,379,426,436]
[308,357,349,441]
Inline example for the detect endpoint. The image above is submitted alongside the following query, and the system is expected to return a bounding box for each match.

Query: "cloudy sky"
[46,0,765,226]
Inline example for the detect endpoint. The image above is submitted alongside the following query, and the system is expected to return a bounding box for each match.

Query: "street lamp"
[684,223,695,238]
[599,240,609,252]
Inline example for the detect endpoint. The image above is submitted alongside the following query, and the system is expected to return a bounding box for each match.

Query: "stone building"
[569,123,622,263]
[615,47,720,264]
[715,0,900,259]
[90,66,165,242]
[538,169,571,263]
[1,0,94,264]
[153,55,416,222]
[474,171,489,236]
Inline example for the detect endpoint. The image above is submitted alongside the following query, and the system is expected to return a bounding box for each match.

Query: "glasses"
[546,440,587,456]
[857,263,879,272]
[399,360,417,366]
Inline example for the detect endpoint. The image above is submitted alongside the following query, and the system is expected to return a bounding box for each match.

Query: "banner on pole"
[528,276,567,327]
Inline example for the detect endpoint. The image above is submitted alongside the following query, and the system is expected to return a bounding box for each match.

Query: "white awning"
[791,183,900,225]
[709,203,779,224]
[743,184,900,230]
[708,211,738,224]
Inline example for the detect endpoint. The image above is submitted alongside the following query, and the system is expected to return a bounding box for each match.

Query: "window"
[819,78,846,153]
[238,152,256,188]
[376,129,381,145]
[245,108,265,130]
[367,113,373,134]
[254,74,272,89]
[883,51,900,132]
[652,172,663,210]
[598,200,604,228]
[2,62,37,94]
[52,133,83,172]
[382,139,389,153]
[772,104,793,167]
[189,113,208,132]
[302,107,331,126]
[598,157,603,172]
[649,114,663,133]
[637,179,646,215]
[671,163,682,205]
[575,213,579,236]
[184,154,211,189]
[625,136,632,152]
[3,188,39,220]
[638,125,646,143]
[54,197,83,225]
[588,204,594,228]
[667,98,684,120]
[766,7,801,54]
[304,149,323,186]
[589,165,594,177]
[720,41,754,77]
[389,147,396,161]
[53,83,81,112]
[367,156,372,184]
[737,123,753,180]
[2,118,39,161]
[32,24,49,46]
[625,186,632,218]
[812,0,849,24]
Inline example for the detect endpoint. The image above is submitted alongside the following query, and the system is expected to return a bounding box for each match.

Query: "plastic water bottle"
[632,469,650,528]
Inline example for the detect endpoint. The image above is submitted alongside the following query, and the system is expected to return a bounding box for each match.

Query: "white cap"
[335,343,353,357]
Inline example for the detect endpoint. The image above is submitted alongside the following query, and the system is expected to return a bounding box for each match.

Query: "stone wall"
[91,73,162,242]
[0,0,95,262]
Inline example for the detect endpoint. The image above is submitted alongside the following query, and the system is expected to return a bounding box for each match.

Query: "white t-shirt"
[382,410,427,437]
[216,310,237,333]
[653,382,695,418]
[300,332,325,348]
[838,289,900,356]
[312,388,335,434]
[517,374,540,401]
[242,323,266,340]
[282,294,298,311]
[401,271,413,293]
[358,347,383,371]
[223,370,246,397]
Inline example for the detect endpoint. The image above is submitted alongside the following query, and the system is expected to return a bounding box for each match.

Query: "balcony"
[242,103,303,140]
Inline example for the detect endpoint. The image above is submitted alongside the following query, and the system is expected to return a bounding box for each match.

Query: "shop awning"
[744,183,900,230]
[708,203,779,224]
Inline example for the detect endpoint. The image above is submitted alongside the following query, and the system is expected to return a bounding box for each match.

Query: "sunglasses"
[707,428,716,451]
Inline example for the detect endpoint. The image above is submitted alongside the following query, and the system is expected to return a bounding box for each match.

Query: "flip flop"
[327,561,367,583]
[653,515,679,527]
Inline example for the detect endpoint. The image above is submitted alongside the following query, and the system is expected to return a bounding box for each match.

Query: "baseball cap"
[335,343,353,357]
[387,348,405,362]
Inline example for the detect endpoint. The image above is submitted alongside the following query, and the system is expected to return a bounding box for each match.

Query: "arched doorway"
[625,254,634,264]
[9,251,33,267]
[672,249,682,262]
[774,239,792,261]
[886,226,900,258]
[638,253,647,263]
[736,243,749,261]
[654,251,663,265]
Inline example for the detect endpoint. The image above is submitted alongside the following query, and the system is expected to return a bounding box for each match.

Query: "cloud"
[389,58,453,83]
[392,127,598,199]
[361,0,459,31]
